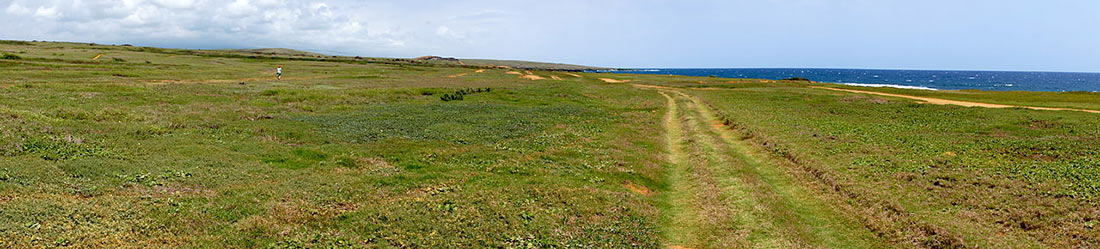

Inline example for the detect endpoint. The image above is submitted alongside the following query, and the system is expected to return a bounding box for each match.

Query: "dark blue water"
[597,68,1100,92]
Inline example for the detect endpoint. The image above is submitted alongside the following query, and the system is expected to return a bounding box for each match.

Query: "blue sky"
[2,0,1098,71]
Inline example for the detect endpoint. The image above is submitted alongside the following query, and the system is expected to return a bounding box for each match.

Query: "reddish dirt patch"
[624,182,652,196]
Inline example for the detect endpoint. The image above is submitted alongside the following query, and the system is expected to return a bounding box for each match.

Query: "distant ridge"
[410,56,606,71]
[218,48,327,57]
[1,39,606,71]
[412,56,461,62]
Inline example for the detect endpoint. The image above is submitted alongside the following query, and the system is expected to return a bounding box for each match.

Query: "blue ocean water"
[598,68,1100,92]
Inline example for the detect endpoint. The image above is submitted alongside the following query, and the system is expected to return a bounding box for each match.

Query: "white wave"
[840,83,938,90]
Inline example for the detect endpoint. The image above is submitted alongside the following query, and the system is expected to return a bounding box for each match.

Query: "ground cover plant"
[688,85,1100,247]
[0,41,666,247]
[2,41,1099,248]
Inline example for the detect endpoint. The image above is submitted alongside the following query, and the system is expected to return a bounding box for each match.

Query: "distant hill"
[0,40,604,71]
[218,48,327,57]
[409,56,605,71]
[459,59,606,71]
[217,49,606,70]
[412,56,461,62]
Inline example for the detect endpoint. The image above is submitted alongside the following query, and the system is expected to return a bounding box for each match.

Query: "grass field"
[2,41,1099,248]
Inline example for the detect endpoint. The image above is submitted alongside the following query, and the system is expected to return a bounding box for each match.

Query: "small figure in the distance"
[276,66,282,80]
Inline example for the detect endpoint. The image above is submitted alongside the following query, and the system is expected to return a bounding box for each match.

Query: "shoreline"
[838,83,938,90]
[596,68,1100,92]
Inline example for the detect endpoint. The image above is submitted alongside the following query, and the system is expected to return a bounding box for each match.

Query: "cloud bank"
[1,0,512,58]
[1,0,1099,71]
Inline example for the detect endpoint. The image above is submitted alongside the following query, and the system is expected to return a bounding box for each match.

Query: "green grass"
[0,41,665,247]
[1,40,1098,248]
[689,84,1100,247]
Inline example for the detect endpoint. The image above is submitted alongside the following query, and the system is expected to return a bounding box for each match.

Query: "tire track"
[655,88,885,248]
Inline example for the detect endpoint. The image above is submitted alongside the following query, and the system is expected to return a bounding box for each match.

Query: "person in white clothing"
[276,66,282,80]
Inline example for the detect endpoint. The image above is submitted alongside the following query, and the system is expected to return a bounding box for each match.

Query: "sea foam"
[840,83,937,90]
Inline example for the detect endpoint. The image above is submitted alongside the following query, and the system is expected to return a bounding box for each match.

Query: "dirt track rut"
[654,88,883,248]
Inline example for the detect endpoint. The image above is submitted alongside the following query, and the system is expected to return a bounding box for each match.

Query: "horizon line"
[6,39,1097,74]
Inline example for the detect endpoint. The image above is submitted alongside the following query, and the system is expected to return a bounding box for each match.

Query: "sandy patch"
[600,78,632,83]
[506,71,547,80]
[448,69,486,78]
[564,73,582,78]
[521,74,546,80]
[811,86,1100,113]
[92,54,103,60]
[550,76,563,80]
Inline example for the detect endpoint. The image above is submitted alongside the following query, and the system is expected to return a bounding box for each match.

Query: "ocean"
[597,68,1100,92]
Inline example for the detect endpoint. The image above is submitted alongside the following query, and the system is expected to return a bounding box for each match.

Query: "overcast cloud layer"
[2,0,1099,71]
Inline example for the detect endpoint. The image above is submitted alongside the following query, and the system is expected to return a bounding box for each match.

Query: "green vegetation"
[438,88,490,101]
[1,40,1098,248]
[690,85,1100,247]
[0,41,664,247]
[0,40,33,46]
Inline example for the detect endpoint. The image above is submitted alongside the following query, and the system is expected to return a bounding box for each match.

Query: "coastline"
[838,83,938,90]
[597,68,1100,92]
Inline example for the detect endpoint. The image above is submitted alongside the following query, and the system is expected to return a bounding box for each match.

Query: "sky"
[2,0,1098,72]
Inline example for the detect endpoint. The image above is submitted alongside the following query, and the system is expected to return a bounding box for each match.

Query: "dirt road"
[651,87,881,248]
[811,86,1100,113]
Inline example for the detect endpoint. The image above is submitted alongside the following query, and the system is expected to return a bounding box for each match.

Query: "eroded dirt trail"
[812,86,1100,113]
[655,88,883,248]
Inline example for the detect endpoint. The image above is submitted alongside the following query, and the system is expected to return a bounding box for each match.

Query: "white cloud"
[5,3,31,15]
[33,6,62,18]
[0,0,404,54]
[0,0,1096,71]
[0,0,531,58]
[152,0,196,9]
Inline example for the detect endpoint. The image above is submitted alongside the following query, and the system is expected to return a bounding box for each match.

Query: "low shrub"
[0,40,32,46]
[440,88,491,101]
